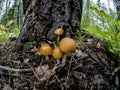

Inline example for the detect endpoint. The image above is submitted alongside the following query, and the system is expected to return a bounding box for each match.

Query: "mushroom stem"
[61,54,67,65]
[57,36,60,45]
[45,56,49,60]
[56,59,60,65]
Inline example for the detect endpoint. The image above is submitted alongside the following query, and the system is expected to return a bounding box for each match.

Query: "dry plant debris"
[0,38,120,90]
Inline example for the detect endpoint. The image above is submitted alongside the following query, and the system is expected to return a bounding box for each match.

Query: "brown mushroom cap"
[54,28,64,35]
[59,37,77,53]
[39,44,52,55]
[52,47,63,59]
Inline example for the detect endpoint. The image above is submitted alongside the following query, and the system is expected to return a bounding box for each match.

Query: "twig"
[66,56,72,83]
[34,46,41,55]
[54,75,64,90]
[0,65,33,72]
[27,62,41,82]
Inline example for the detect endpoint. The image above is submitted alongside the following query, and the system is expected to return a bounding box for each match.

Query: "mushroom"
[54,28,64,36]
[52,46,63,64]
[39,44,52,56]
[52,47,63,59]
[54,28,64,44]
[39,43,52,66]
[59,37,77,53]
[59,37,77,64]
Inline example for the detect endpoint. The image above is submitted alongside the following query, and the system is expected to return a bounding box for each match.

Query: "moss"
[23,41,37,51]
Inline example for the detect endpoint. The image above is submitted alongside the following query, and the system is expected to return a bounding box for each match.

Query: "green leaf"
[0,30,6,35]
[0,24,6,30]
[4,28,9,31]
[90,7,99,14]
[114,20,120,26]
[99,10,107,17]
[6,20,14,27]
[117,20,120,26]
[117,33,120,38]
[105,16,112,21]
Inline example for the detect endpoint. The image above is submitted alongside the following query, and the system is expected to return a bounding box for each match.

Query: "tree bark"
[15,0,83,51]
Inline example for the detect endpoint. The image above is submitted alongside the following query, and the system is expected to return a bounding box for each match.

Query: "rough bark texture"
[16,0,83,50]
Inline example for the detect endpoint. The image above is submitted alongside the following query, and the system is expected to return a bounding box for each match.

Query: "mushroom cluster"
[38,28,77,64]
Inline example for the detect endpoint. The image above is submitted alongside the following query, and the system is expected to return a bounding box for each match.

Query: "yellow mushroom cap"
[39,44,52,56]
[54,28,64,35]
[59,37,77,53]
[52,47,63,59]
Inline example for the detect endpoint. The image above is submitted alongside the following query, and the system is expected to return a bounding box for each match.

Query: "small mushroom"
[39,44,52,56]
[54,28,64,44]
[39,44,52,66]
[54,28,64,36]
[59,37,77,53]
[52,47,63,59]
[52,46,63,65]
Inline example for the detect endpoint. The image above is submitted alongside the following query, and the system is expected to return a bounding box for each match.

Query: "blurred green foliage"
[0,20,20,45]
[0,0,23,45]
[0,7,14,25]
[83,7,120,56]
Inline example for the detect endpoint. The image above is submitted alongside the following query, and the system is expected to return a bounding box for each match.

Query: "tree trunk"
[15,0,83,51]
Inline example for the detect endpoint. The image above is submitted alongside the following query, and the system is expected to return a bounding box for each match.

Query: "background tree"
[0,0,23,26]
[114,0,120,19]
[14,0,83,51]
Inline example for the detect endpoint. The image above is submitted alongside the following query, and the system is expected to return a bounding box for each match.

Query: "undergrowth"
[81,7,120,57]
[0,20,20,45]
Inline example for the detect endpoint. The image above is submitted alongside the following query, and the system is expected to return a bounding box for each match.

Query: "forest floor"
[0,36,120,90]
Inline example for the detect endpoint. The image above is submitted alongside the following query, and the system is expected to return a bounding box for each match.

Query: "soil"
[0,37,120,90]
